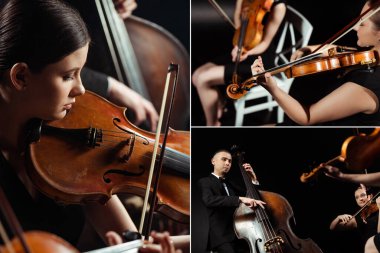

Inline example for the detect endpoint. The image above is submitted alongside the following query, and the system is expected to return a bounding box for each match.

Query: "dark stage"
[191,128,377,253]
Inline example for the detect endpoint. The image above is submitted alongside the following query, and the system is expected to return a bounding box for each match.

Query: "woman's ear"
[9,63,29,91]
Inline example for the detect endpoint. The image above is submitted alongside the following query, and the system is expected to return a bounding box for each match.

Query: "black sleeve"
[198,178,240,208]
[81,67,109,98]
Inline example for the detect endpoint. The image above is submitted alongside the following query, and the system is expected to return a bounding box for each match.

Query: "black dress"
[321,66,380,126]
[355,211,379,251]
[0,153,85,246]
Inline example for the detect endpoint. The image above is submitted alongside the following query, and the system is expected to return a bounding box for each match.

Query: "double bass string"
[242,165,284,252]
[250,187,284,252]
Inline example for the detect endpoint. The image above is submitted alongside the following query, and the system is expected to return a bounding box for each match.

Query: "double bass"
[232,147,323,253]
[79,0,190,130]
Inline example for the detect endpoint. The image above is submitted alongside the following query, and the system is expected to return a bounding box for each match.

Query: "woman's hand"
[290,47,312,61]
[106,231,123,246]
[231,46,260,62]
[139,231,182,253]
[231,46,250,62]
[250,56,277,90]
[323,164,344,179]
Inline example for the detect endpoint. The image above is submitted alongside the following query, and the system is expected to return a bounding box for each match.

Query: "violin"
[227,2,380,100]
[230,0,274,86]
[232,146,323,253]
[233,0,274,52]
[300,128,380,183]
[343,191,380,225]
[25,91,190,223]
[0,181,79,253]
[0,231,79,253]
[360,202,379,223]
[227,48,379,99]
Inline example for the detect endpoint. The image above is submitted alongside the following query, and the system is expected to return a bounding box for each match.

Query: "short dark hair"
[0,0,90,76]
[212,149,231,159]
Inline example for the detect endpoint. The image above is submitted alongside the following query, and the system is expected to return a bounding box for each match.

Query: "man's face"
[355,188,371,207]
[212,151,232,177]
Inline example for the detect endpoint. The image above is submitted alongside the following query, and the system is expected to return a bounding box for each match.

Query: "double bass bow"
[232,146,323,253]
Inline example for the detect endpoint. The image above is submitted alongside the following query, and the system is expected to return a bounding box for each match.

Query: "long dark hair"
[0,0,90,75]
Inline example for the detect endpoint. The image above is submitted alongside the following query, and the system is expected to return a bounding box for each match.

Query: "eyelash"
[63,75,74,81]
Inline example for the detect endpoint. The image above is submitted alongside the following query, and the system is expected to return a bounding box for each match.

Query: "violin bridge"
[361,58,376,65]
[264,236,285,251]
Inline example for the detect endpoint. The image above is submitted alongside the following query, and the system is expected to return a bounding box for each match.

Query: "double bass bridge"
[264,236,285,251]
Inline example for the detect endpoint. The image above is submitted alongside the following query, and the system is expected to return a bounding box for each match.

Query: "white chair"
[234,5,313,126]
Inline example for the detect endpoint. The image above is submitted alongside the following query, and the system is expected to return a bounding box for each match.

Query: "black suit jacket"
[198,174,243,250]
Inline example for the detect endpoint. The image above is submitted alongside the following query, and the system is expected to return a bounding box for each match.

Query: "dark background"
[191,128,377,253]
[191,0,365,126]
[133,0,190,52]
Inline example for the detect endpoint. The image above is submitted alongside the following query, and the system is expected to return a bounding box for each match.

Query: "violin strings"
[80,142,189,173]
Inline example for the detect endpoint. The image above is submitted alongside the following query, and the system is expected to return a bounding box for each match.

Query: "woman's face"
[24,44,88,121]
[355,2,380,48]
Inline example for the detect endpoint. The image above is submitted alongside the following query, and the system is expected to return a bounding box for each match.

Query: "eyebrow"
[61,67,81,75]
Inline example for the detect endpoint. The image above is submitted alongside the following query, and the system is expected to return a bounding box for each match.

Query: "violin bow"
[207,0,237,29]
[312,3,380,54]
[139,63,179,238]
[0,184,31,253]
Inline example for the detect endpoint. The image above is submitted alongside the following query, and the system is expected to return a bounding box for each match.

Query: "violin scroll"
[300,156,344,183]
[226,83,248,100]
